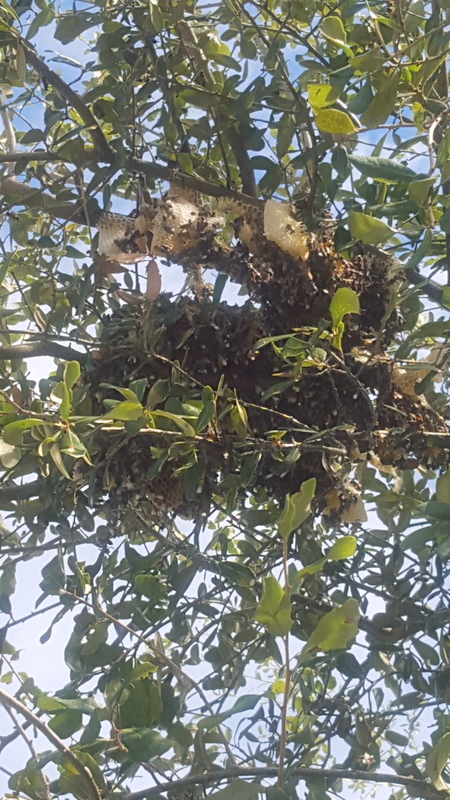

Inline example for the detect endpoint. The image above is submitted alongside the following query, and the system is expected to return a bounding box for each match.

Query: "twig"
[0,686,101,800]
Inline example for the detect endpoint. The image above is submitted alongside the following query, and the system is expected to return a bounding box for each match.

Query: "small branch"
[2,704,51,800]
[0,151,63,164]
[20,41,112,162]
[0,341,87,363]
[127,766,444,800]
[0,480,42,503]
[0,686,101,800]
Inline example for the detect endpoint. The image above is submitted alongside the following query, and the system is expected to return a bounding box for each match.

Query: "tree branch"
[0,480,43,503]
[125,155,261,206]
[406,267,446,305]
[0,161,260,230]
[0,687,101,800]
[20,41,112,162]
[0,152,63,164]
[127,766,444,800]
[0,176,99,225]
[0,341,87,364]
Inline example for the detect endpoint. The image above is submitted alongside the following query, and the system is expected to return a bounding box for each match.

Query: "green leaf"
[230,397,248,439]
[300,599,360,660]
[436,468,450,505]
[64,246,86,259]
[308,83,334,111]
[330,287,360,328]
[219,561,256,587]
[328,535,357,560]
[210,779,264,800]
[27,6,55,40]
[121,728,170,761]
[360,71,400,127]
[9,765,47,799]
[349,47,386,73]
[348,211,394,245]
[277,478,317,540]
[315,109,357,134]
[295,536,357,580]
[64,361,81,392]
[177,152,194,174]
[118,678,162,728]
[196,399,216,432]
[0,562,16,598]
[134,574,165,601]
[15,43,26,83]
[385,730,409,746]
[240,451,261,487]
[276,113,295,158]
[59,751,105,799]
[254,576,293,637]
[412,638,440,667]
[60,430,92,463]
[51,381,71,420]
[49,443,72,480]
[405,229,432,270]
[198,694,260,730]
[55,13,97,44]
[349,155,418,184]
[48,708,83,738]
[418,501,450,521]
[3,418,43,446]
[320,15,347,45]
[425,732,450,791]
[408,177,435,207]
[103,401,144,421]
[150,410,196,437]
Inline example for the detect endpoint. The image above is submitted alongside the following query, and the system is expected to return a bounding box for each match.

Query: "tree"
[0,0,450,798]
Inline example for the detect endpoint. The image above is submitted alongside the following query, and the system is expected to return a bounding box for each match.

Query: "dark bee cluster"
[82,230,448,529]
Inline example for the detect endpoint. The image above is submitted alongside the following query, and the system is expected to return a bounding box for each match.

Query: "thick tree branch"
[126,155,261,206]
[0,341,87,364]
[0,687,101,800]
[0,481,42,502]
[20,42,112,163]
[406,267,446,305]
[127,766,444,800]
[0,160,260,230]
[0,152,63,164]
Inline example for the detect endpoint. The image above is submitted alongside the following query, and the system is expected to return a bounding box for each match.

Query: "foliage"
[0,0,449,799]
